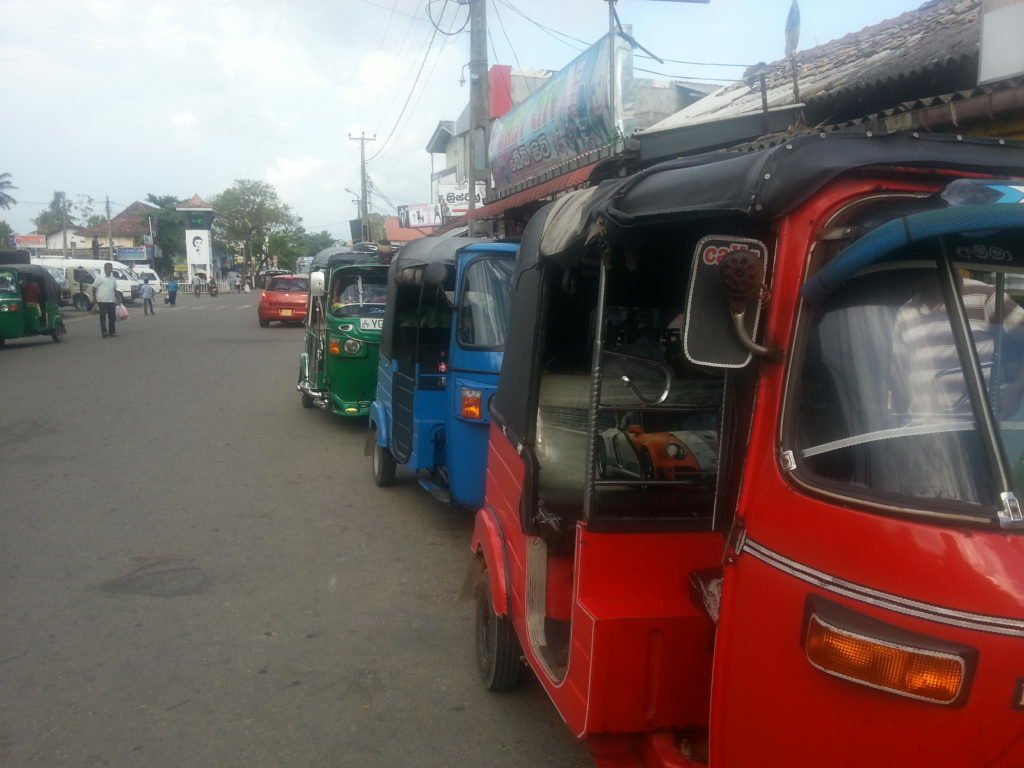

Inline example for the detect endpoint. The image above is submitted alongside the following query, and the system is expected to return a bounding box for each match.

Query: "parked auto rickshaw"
[0,263,67,345]
[368,236,517,508]
[297,247,389,416]
[469,132,1024,767]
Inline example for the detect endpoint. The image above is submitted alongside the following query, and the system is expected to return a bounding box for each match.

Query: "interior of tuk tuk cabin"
[390,266,453,389]
[527,217,766,541]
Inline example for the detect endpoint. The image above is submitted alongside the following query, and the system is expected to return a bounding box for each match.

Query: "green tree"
[0,220,12,246]
[303,229,337,254]
[212,180,297,275]
[0,173,17,210]
[145,193,184,276]
[33,191,76,234]
[367,212,387,242]
[86,214,107,228]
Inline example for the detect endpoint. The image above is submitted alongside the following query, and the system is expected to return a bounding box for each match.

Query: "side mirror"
[309,270,325,296]
[684,237,775,367]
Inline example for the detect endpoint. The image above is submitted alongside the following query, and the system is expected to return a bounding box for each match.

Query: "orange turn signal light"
[461,387,482,420]
[329,339,341,356]
[806,612,965,705]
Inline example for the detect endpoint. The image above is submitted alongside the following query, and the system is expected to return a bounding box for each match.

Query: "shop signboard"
[433,182,487,220]
[13,234,46,249]
[488,34,632,190]
[117,246,148,262]
[398,204,434,228]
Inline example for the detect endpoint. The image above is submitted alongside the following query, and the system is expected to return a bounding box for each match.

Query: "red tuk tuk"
[469,133,1024,766]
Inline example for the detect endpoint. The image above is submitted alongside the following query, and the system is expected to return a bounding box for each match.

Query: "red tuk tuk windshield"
[789,258,1024,523]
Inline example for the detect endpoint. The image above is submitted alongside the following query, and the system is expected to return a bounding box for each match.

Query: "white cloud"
[172,113,199,129]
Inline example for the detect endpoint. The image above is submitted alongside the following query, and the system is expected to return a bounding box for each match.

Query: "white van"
[133,267,163,294]
[33,257,142,304]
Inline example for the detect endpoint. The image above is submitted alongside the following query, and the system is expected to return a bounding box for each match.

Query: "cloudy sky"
[1,0,925,240]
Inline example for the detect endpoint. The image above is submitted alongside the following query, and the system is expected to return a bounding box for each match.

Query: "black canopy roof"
[0,263,61,306]
[530,132,1024,269]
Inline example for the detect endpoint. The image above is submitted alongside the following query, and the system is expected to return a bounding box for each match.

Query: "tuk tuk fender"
[367,401,391,452]
[470,506,510,615]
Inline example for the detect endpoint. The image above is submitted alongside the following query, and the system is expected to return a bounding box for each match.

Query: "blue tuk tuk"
[368,236,517,508]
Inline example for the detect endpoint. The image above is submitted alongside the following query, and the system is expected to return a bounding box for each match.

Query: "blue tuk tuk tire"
[372,429,396,487]
[475,567,523,692]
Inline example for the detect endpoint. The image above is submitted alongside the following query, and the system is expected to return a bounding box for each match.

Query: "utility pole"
[466,0,489,235]
[60,192,68,259]
[106,196,114,260]
[349,132,375,242]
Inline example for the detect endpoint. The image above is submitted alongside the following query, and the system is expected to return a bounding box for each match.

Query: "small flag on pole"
[785,0,800,58]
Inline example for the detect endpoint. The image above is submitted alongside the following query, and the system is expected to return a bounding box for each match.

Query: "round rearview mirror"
[423,261,448,287]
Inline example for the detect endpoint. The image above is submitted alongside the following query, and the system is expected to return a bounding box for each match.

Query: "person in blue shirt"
[166,276,179,306]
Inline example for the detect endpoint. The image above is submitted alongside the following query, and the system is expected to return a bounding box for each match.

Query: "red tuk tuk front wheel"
[475,566,523,692]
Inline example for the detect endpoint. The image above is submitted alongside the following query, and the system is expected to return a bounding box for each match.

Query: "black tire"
[74,294,91,312]
[115,291,124,304]
[371,429,396,487]
[475,567,523,692]
[301,391,314,408]
[51,325,65,343]
[259,318,270,328]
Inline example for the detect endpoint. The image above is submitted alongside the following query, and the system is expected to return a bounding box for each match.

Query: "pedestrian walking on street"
[234,275,241,293]
[91,262,119,337]
[193,273,203,298]
[166,276,179,306]
[140,278,156,316]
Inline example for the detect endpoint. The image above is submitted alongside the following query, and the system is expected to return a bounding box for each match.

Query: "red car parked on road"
[258,275,309,327]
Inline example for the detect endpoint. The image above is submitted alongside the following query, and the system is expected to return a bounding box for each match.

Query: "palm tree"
[0,173,17,210]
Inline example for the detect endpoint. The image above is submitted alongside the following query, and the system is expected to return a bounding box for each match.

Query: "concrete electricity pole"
[60,192,68,259]
[106,197,114,260]
[466,0,489,235]
[349,132,375,242]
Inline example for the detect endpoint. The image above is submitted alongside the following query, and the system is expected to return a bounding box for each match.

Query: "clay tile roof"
[178,193,214,209]
[77,201,158,237]
[645,0,981,132]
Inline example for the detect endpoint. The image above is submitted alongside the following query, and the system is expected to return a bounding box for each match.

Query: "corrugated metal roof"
[645,0,981,133]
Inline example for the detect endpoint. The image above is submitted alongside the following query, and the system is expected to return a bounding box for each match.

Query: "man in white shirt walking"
[91,262,119,337]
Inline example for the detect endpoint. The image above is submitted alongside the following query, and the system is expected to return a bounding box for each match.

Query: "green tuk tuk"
[0,263,67,346]
[297,249,389,417]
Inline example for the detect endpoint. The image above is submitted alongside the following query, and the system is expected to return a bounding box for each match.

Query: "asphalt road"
[0,291,589,768]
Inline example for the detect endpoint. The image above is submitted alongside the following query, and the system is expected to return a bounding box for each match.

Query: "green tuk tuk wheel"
[51,325,65,343]
[371,428,396,487]
[301,391,314,408]
[475,566,523,692]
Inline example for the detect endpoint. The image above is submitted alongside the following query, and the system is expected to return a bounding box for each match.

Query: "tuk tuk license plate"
[280,309,293,317]
[360,318,383,330]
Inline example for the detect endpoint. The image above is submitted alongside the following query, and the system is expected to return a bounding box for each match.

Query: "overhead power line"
[368,0,449,163]
[494,0,588,51]
[427,0,470,36]
[634,65,740,83]
[490,0,532,95]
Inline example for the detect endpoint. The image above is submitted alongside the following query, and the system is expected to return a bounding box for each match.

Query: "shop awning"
[461,162,599,221]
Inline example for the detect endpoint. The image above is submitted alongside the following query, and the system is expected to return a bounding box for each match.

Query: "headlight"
[666,443,685,459]
[343,338,362,355]
[0,303,18,312]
